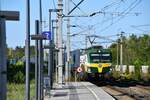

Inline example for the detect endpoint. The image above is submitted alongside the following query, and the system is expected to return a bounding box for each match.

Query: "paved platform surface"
[44,82,115,100]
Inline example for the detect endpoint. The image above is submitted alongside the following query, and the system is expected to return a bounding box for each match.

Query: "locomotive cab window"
[90,53,100,63]
[90,53,112,63]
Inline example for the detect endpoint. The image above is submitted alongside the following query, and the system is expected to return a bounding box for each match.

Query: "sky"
[0,0,150,50]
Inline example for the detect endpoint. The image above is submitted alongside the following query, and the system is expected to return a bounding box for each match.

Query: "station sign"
[42,31,51,40]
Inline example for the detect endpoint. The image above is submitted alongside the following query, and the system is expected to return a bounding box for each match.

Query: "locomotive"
[70,46,112,80]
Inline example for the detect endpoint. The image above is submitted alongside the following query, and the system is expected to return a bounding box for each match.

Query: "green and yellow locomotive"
[80,46,112,79]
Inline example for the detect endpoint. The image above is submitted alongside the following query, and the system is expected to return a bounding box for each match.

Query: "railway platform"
[44,82,115,100]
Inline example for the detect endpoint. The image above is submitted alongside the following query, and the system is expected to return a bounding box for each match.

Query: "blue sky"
[1,0,150,49]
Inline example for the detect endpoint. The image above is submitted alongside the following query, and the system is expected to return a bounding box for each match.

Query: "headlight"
[87,68,91,73]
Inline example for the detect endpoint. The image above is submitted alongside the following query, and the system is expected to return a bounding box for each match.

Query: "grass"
[7,80,35,100]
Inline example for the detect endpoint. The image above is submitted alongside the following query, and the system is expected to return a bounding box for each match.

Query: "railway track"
[102,85,135,100]
[90,81,150,100]
[104,85,150,100]
[136,85,150,91]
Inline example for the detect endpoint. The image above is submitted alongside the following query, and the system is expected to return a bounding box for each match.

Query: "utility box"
[129,65,135,73]
[141,65,149,74]
[121,65,127,73]
[115,65,120,71]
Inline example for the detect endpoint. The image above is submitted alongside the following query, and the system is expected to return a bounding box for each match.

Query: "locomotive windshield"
[90,53,112,63]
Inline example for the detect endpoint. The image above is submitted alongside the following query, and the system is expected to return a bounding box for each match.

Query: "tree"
[109,34,150,66]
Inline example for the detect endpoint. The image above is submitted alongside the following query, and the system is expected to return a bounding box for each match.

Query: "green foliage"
[110,34,150,67]
[7,46,35,59]
[7,45,36,83]
[110,34,150,81]
[7,63,25,83]
[16,61,24,66]
[111,71,121,80]
[7,82,35,100]
[133,58,143,68]
[13,71,25,83]
[7,61,35,83]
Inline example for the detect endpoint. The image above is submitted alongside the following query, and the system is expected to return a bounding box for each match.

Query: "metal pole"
[75,71,77,85]
[38,33,43,100]
[0,17,7,100]
[85,35,88,49]
[37,38,41,98]
[35,20,39,100]
[51,20,56,88]
[54,26,58,46]
[38,35,44,100]
[39,0,43,99]
[52,25,57,83]
[48,11,52,89]
[120,32,123,73]
[51,20,55,43]
[66,0,70,82]
[26,0,30,99]
[52,24,54,88]
[52,26,58,77]
[55,19,59,83]
[57,0,63,86]
[48,9,59,89]
[117,39,119,66]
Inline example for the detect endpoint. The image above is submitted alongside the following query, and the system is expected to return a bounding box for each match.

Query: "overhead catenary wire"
[69,0,142,50]
[131,24,150,27]
[70,0,87,15]
[95,0,142,34]
[70,0,124,32]
[130,24,150,33]
[131,26,150,33]
[76,0,141,35]
[77,0,124,25]
[52,0,56,9]
[89,11,140,28]
[85,31,147,47]
[68,0,85,15]
[101,0,124,11]
[78,0,135,33]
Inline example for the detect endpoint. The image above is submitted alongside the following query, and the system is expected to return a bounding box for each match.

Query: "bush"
[7,61,35,83]
[13,71,25,83]
[112,71,121,80]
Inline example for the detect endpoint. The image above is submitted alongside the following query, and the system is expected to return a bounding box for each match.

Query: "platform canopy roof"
[0,11,19,20]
